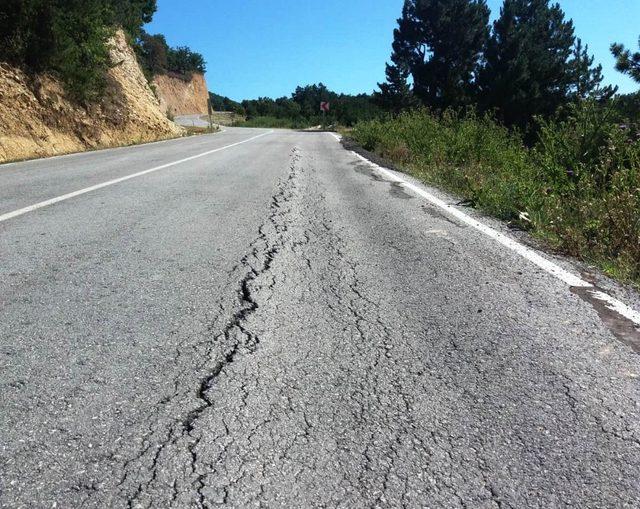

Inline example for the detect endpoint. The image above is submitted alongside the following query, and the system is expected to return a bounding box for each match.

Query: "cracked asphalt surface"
[1,128,640,508]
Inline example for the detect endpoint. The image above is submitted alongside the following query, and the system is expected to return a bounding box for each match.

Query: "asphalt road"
[174,114,211,128]
[1,128,639,508]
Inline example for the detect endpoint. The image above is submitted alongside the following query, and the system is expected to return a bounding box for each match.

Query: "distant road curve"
[174,113,211,127]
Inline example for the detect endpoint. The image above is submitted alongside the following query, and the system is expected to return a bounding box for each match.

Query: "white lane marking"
[589,291,640,325]
[0,130,273,224]
[329,132,341,141]
[346,149,640,327]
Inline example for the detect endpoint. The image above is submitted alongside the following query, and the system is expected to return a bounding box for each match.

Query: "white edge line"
[0,130,273,224]
[589,291,640,325]
[344,147,640,327]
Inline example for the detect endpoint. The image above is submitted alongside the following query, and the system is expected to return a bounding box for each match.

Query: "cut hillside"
[153,73,209,116]
[0,30,183,164]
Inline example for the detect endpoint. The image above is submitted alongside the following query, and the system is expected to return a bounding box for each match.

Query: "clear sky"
[145,0,640,101]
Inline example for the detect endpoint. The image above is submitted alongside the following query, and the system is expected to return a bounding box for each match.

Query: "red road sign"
[320,102,330,113]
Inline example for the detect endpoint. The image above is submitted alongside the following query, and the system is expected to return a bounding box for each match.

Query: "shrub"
[0,0,159,103]
[351,105,640,283]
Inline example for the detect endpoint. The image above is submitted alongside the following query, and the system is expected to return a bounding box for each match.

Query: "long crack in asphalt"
[75,145,640,509]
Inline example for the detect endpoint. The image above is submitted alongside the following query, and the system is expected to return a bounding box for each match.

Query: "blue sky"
[146,0,640,101]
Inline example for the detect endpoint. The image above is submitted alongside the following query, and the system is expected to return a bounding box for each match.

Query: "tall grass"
[350,105,640,284]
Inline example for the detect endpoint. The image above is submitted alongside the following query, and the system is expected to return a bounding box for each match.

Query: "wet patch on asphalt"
[353,162,388,182]
[571,286,640,354]
[350,158,640,355]
[421,204,465,228]
[389,182,413,200]
[352,162,414,200]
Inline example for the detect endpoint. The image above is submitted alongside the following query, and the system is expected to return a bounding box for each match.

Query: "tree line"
[223,0,640,131]
[210,84,383,128]
[239,84,382,127]
[136,31,206,81]
[376,0,639,132]
[0,0,205,101]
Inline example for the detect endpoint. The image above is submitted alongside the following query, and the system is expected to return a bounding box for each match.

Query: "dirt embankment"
[0,30,184,164]
[153,73,209,116]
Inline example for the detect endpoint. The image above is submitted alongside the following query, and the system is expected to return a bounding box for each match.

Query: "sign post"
[207,98,214,132]
[320,102,330,129]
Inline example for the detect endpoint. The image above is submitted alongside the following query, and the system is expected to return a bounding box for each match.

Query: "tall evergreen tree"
[412,0,490,109]
[479,0,576,129]
[569,38,616,101]
[379,0,490,111]
[611,37,640,83]
[375,1,417,113]
[375,62,415,114]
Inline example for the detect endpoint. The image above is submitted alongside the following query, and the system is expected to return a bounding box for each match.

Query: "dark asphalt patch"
[421,204,465,228]
[571,286,640,354]
[389,182,414,200]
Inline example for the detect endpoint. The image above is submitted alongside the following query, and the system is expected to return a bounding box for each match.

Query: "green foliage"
[167,45,206,75]
[611,92,640,124]
[49,0,113,102]
[107,0,156,38]
[479,0,577,130]
[350,106,640,283]
[238,84,383,128]
[136,31,206,78]
[0,0,55,71]
[533,102,640,279]
[377,0,609,131]
[569,38,616,101]
[136,32,168,78]
[209,92,245,115]
[375,61,416,115]
[375,2,417,114]
[0,0,158,102]
[379,0,490,111]
[612,37,640,84]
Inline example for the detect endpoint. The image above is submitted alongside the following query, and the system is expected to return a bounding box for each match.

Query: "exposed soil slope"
[0,30,183,164]
[153,73,209,116]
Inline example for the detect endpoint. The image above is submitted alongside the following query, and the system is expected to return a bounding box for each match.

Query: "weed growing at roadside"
[351,105,640,284]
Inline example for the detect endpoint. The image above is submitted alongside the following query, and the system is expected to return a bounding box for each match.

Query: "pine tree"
[569,38,616,101]
[480,0,576,129]
[375,62,415,114]
[411,0,490,109]
[378,0,490,112]
[375,1,417,114]
[611,37,640,83]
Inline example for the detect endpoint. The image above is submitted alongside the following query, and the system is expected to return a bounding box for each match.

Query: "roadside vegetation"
[0,0,205,102]
[225,83,383,129]
[348,0,640,285]
[351,104,640,283]
[136,31,206,81]
[208,92,245,116]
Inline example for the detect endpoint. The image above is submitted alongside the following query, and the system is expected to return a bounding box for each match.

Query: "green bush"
[135,31,206,79]
[50,0,113,103]
[0,0,158,103]
[351,105,640,284]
